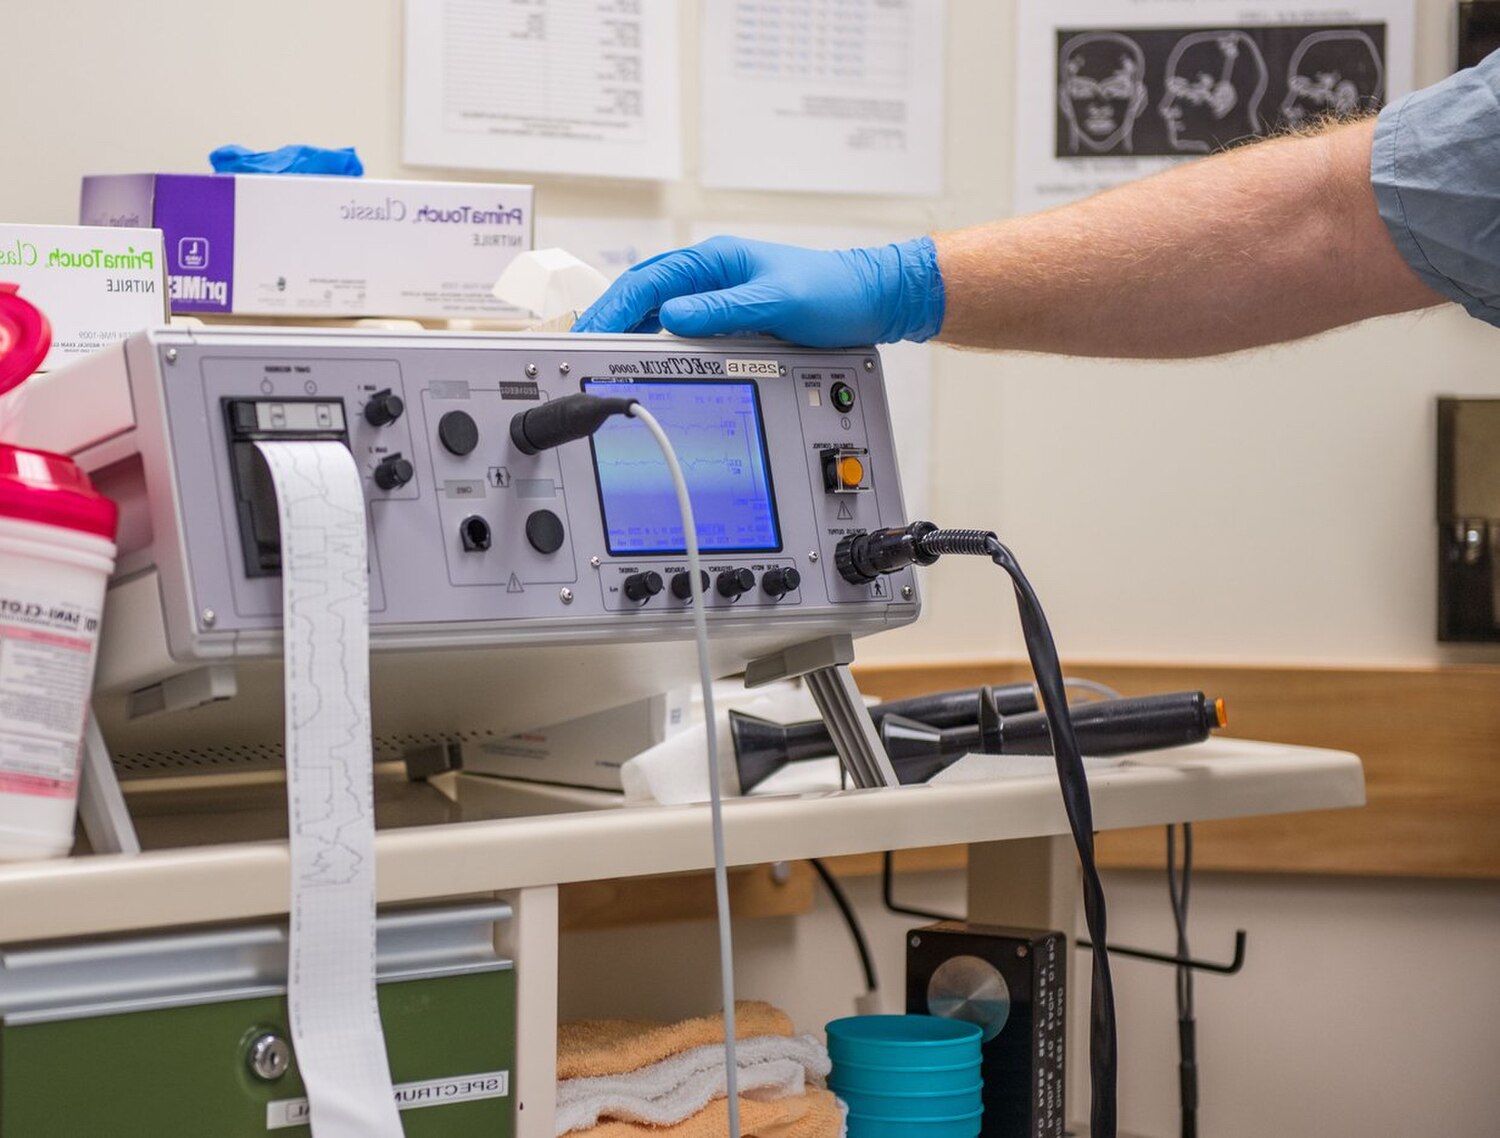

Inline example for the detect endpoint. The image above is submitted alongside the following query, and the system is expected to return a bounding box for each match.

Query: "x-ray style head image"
[1059,32,1150,154]
[1158,31,1269,153]
[1280,31,1385,124]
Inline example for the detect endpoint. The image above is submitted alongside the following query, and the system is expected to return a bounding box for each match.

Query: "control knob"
[364,389,405,427]
[761,566,801,599]
[716,568,756,599]
[624,571,665,603]
[670,570,711,601]
[373,453,414,491]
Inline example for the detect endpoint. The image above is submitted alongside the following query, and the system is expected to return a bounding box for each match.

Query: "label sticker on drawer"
[267,1070,510,1128]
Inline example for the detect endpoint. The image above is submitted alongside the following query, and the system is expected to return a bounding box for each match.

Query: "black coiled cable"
[914,528,996,558]
[917,527,1119,1138]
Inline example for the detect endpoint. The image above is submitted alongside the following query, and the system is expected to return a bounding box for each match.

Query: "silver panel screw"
[201,608,217,627]
[525,363,539,378]
[559,587,574,604]
[779,365,787,376]
[165,348,179,365]
[247,1033,291,1081]
[559,362,571,374]
[863,358,874,371]
[910,935,922,948]
[589,556,601,569]
[808,551,819,563]
[901,585,914,600]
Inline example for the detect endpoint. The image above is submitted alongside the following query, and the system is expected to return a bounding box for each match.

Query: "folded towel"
[578,1087,843,1137]
[557,1034,830,1134]
[558,1002,794,1080]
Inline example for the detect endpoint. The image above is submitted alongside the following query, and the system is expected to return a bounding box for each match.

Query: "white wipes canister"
[0,444,117,859]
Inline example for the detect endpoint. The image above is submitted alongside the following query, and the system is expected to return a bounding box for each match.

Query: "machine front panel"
[154,333,918,642]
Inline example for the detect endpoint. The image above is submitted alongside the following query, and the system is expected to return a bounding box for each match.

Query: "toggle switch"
[822,446,870,493]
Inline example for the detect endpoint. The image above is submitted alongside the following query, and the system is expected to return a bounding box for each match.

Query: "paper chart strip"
[256,440,402,1138]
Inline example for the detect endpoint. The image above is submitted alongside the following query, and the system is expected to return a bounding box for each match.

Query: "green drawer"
[0,968,515,1137]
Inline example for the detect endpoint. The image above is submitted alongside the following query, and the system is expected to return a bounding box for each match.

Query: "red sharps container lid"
[0,282,50,399]
[0,286,115,540]
[0,446,118,541]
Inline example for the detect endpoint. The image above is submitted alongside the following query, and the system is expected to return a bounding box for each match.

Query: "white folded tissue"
[620,681,823,805]
[492,247,610,324]
[554,1033,831,1135]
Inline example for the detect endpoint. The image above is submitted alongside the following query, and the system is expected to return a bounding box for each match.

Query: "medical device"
[21,327,918,773]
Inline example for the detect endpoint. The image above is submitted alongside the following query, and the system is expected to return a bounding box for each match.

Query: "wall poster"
[1015,0,1416,214]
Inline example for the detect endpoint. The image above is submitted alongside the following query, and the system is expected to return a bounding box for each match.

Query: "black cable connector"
[834,521,941,583]
[509,393,638,455]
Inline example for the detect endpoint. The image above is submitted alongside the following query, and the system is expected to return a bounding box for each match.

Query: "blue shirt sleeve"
[1371,52,1500,326]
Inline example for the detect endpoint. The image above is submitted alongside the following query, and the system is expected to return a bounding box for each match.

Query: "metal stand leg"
[743,634,899,789]
[77,710,141,855]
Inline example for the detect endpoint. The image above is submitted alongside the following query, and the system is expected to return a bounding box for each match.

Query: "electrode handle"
[509,394,637,455]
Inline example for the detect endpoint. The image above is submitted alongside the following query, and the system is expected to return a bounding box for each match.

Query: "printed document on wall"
[1013,0,1415,214]
[404,0,682,180]
[700,0,946,196]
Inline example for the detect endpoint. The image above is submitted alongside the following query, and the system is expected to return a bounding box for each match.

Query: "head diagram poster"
[1012,0,1415,215]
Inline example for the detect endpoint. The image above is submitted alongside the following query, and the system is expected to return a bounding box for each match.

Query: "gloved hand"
[572,235,946,347]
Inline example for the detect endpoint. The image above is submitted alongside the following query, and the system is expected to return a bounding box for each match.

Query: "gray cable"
[629,404,741,1138]
[1064,677,1125,702]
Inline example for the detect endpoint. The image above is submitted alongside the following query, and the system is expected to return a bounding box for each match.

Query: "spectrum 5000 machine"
[23,328,919,779]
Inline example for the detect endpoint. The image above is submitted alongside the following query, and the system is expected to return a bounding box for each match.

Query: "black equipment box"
[907,921,1066,1138]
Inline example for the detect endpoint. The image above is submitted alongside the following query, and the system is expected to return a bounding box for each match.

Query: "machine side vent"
[113,730,499,776]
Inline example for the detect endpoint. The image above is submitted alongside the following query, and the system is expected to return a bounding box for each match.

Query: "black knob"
[624,571,664,602]
[762,566,801,599]
[364,389,405,427]
[716,568,756,598]
[438,410,479,456]
[525,509,566,555]
[670,570,711,601]
[373,453,414,491]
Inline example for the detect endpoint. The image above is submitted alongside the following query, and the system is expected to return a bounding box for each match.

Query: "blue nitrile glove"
[572,235,946,347]
[209,144,364,176]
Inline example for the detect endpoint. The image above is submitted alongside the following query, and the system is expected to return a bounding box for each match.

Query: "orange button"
[837,455,865,488]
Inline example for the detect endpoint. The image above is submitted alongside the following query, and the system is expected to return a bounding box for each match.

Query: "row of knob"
[624,567,801,603]
[364,390,416,492]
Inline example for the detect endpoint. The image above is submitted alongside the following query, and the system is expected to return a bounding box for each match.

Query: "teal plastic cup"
[842,1106,984,1138]
[826,1014,985,1137]
[826,1054,982,1093]
[829,1080,983,1119]
[826,1014,984,1068]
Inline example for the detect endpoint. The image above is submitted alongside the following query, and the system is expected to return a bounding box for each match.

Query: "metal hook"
[1078,929,1248,975]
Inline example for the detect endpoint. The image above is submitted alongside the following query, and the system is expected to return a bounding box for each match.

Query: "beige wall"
[6,2,1499,1135]
[9,1,1493,667]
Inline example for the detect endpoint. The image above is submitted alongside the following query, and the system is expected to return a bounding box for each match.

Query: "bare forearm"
[934,120,1444,358]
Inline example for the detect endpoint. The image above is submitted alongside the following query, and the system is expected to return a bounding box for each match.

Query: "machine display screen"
[583,379,782,555]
